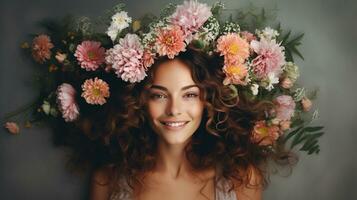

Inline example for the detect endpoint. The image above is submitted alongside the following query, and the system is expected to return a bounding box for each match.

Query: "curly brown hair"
[85,46,296,195]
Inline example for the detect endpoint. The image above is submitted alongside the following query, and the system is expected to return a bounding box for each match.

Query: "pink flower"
[222,63,248,85]
[301,97,312,112]
[280,77,293,89]
[81,77,110,105]
[105,34,147,83]
[250,38,286,79]
[143,49,155,69]
[4,122,20,134]
[74,41,106,71]
[156,26,186,59]
[216,33,250,65]
[31,34,54,63]
[57,83,80,122]
[274,95,296,121]
[170,0,212,36]
[241,31,256,43]
[251,120,280,146]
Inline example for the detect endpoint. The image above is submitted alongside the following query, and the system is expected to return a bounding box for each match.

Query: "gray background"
[0,0,356,199]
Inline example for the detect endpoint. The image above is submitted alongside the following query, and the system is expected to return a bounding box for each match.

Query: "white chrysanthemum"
[257,27,279,40]
[106,11,132,41]
[265,72,280,91]
[250,83,259,95]
[111,11,132,30]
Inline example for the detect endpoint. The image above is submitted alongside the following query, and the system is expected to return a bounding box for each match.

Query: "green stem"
[1,100,38,122]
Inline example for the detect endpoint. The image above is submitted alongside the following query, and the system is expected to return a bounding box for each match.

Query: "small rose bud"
[55,52,67,63]
[280,77,293,89]
[4,122,20,134]
[280,120,291,131]
[301,97,312,112]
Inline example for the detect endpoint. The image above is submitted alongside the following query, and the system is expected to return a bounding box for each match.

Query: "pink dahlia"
[170,0,212,36]
[81,77,110,105]
[251,120,280,146]
[216,33,250,65]
[222,63,248,85]
[106,34,147,83]
[31,34,54,63]
[74,41,106,71]
[57,83,80,122]
[274,95,296,121]
[250,38,286,79]
[156,26,186,59]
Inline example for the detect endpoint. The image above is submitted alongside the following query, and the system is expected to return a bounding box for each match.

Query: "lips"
[160,121,189,130]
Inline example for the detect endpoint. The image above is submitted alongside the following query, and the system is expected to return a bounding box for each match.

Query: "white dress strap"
[215,176,237,200]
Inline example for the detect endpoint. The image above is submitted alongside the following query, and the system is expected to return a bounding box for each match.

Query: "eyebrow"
[150,84,199,92]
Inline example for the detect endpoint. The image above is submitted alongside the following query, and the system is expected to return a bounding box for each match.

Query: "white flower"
[265,72,280,91]
[257,27,279,40]
[41,101,51,115]
[106,26,119,41]
[110,11,132,30]
[106,11,132,41]
[250,84,259,95]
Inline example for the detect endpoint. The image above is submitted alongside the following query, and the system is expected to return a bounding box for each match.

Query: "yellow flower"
[21,42,29,49]
[132,20,141,32]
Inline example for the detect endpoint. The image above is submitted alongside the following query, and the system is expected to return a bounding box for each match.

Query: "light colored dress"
[109,173,237,200]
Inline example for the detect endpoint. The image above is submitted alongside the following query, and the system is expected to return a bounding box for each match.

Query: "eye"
[149,93,167,100]
[183,92,199,99]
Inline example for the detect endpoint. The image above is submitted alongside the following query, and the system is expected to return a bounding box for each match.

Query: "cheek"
[147,101,164,119]
[187,102,204,119]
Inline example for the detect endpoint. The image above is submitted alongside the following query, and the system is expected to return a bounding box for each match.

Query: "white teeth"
[163,122,186,127]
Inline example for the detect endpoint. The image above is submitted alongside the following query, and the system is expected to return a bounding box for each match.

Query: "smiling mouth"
[160,121,189,129]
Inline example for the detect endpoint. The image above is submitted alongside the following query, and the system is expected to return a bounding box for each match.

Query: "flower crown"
[5,0,324,155]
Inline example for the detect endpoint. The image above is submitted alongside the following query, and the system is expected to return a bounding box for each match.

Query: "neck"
[155,140,191,179]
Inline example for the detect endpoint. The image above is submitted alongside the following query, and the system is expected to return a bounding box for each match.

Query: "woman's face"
[146,59,204,146]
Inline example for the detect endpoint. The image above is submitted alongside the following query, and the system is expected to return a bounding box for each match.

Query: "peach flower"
[143,49,155,69]
[280,77,293,89]
[216,33,250,65]
[31,34,54,63]
[301,97,312,112]
[156,26,186,59]
[279,120,291,131]
[251,120,280,146]
[4,122,20,134]
[81,77,110,105]
[222,63,248,85]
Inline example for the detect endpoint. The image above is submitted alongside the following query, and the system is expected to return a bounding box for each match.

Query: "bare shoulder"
[90,165,115,200]
[234,166,263,200]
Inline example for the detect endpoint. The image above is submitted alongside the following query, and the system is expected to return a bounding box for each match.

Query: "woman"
[90,48,268,200]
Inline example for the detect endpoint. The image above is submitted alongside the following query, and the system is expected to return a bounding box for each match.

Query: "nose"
[165,97,182,116]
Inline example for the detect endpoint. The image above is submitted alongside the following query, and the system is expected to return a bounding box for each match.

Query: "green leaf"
[291,129,305,148]
[303,126,324,132]
[300,139,318,151]
[284,126,303,142]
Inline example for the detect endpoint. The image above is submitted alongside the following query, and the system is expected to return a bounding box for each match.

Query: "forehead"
[151,59,196,89]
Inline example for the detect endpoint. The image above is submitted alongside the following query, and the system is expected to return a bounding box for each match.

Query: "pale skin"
[90,59,262,200]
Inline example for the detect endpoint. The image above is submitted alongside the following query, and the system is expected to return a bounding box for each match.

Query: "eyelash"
[149,92,199,100]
